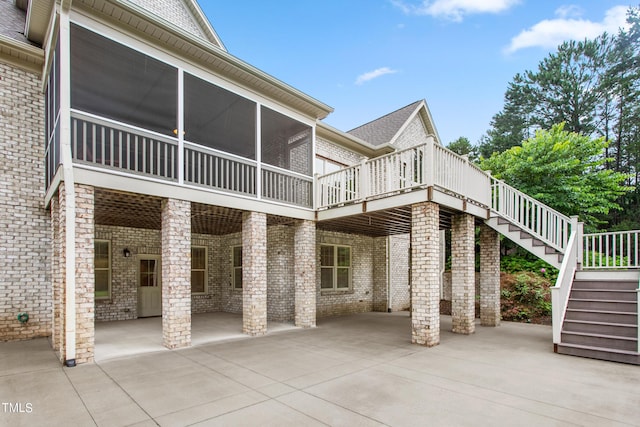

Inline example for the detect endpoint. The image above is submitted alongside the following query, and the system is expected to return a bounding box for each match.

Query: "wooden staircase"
[556,272,639,365]
[485,216,564,270]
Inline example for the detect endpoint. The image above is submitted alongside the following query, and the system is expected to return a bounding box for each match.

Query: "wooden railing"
[69,111,315,208]
[262,165,313,207]
[316,139,494,209]
[583,230,640,269]
[184,142,256,197]
[490,179,573,253]
[71,111,179,181]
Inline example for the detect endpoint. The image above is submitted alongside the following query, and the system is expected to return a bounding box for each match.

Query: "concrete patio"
[1,312,638,426]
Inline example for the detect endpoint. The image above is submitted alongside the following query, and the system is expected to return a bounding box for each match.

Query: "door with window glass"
[138,256,161,317]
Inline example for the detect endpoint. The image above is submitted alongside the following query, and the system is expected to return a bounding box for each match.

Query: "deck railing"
[316,139,493,210]
[583,230,640,269]
[71,111,179,181]
[490,179,573,253]
[184,142,257,196]
[69,111,315,208]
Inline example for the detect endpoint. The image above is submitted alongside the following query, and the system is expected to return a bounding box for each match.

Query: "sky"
[201,1,636,146]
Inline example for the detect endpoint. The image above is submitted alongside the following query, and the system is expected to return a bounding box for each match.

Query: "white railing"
[317,138,494,209]
[491,179,573,253]
[583,230,640,269]
[184,142,257,197]
[551,221,582,344]
[71,111,179,181]
[262,165,313,208]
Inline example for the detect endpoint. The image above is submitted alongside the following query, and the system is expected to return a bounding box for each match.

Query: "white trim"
[71,166,316,219]
[178,69,185,185]
[256,103,262,200]
[59,6,76,363]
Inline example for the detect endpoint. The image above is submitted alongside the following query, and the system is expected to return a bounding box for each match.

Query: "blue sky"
[202,1,636,146]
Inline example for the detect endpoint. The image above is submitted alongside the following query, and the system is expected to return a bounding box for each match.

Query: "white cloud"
[505,5,630,54]
[355,67,399,85]
[391,0,520,22]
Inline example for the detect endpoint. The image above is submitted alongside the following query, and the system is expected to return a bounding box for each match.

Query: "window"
[232,246,242,289]
[191,247,207,294]
[315,156,344,175]
[320,245,351,290]
[95,240,111,299]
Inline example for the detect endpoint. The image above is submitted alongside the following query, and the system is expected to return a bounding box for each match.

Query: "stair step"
[565,309,637,324]
[497,217,510,225]
[561,331,638,351]
[572,280,638,291]
[570,289,637,301]
[509,224,520,232]
[567,298,637,312]
[562,319,637,337]
[556,343,640,365]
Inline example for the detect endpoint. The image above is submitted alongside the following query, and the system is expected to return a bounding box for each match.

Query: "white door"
[138,256,161,317]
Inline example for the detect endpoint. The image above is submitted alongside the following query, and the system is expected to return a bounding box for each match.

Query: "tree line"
[449,6,640,231]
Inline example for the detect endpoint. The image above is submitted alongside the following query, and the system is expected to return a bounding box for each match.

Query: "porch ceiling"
[94,189,296,235]
[316,206,457,237]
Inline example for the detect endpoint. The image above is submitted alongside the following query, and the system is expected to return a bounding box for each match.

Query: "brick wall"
[393,116,431,149]
[95,225,222,321]
[129,0,206,40]
[389,234,411,311]
[0,62,50,342]
[316,137,366,166]
[316,230,375,318]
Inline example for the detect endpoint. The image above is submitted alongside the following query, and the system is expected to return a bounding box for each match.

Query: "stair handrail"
[551,218,582,344]
[490,177,573,253]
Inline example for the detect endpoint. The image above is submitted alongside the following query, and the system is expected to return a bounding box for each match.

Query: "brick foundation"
[294,220,316,327]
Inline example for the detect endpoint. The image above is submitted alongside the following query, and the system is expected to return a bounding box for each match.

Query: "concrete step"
[567,298,637,312]
[556,343,640,365]
[562,319,637,337]
[572,280,638,291]
[565,309,637,324]
[560,331,638,351]
[570,289,637,301]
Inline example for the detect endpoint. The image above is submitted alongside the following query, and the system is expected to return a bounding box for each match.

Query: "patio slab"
[0,312,638,426]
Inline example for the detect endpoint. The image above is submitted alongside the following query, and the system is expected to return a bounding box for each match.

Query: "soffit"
[0,35,44,74]
[73,0,333,120]
[25,0,54,45]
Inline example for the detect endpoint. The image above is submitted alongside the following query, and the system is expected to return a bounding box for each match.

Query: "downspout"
[386,236,391,312]
[59,3,76,367]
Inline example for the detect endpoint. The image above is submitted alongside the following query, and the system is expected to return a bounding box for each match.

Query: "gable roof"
[348,100,441,146]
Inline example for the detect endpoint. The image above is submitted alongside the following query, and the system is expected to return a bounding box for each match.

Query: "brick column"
[294,220,316,328]
[411,201,440,346]
[50,183,95,364]
[372,236,388,312]
[451,213,475,335]
[161,198,191,349]
[242,211,267,336]
[50,192,63,355]
[480,223,501,326]
[74,184,95,364]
